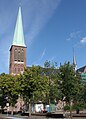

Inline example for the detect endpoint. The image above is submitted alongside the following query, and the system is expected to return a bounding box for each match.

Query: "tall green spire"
[12,7,26,47]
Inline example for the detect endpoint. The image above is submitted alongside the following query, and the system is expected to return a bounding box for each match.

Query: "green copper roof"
[12,7,26,47]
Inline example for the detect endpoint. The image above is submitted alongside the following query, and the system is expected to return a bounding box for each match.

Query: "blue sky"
[0,0,86,73]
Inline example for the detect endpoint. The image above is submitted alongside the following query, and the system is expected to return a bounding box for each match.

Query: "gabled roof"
[12,7,26,47]
[77,66,86,73]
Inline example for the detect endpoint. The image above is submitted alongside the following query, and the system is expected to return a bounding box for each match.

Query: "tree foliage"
[44,60,58,104]
[0,60,86,115]
[58,62,81,118]
[58,62,79,102]
[0,73,20,114]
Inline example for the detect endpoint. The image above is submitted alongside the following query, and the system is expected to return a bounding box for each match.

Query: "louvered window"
[14,49,17,61]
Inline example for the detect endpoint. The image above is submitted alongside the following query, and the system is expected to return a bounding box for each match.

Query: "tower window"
[18,50,21,62]
[21,49,24,62]
[14,49,18,61]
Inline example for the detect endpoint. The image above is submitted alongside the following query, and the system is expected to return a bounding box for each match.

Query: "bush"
[73,103,86,111]
[64,105,70,111]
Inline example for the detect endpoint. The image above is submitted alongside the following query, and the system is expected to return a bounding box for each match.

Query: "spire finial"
[73,48,77,70]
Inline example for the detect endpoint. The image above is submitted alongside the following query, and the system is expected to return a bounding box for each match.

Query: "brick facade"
[9,45,26,75]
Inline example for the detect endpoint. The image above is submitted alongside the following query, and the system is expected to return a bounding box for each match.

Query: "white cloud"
[73,37,86,48]
[80,37,86,44]
[66,38,71,41]
[66,31,80,41]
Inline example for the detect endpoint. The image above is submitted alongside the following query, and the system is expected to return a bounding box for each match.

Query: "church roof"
[12,7,26,47]
[77,66,86,73]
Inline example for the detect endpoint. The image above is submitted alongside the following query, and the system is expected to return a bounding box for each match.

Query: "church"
[9,7,26,75]
[9,5,86,83]
[8,5,86,113]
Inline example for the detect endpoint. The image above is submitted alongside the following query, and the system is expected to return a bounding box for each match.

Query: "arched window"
[18,50,21,62]
[14,49,18,61]
[21,49,24,62]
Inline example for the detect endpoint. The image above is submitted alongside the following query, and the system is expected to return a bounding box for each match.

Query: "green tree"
[0,73,8,113]
[44,60,58,105]
[20,66,46,117]
[7,75,20,115]
[58,62,79,119]
[0,73,20,115]
[75,82,86,110]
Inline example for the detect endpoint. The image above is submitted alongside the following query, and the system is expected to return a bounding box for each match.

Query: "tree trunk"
[29,98,31,118]
[1,107,4,114]
[11,106,14,115]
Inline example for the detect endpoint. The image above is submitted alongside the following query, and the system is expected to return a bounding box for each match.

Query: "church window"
[14,49,18,61]
[18,50,21,62]
[21,49,24,62]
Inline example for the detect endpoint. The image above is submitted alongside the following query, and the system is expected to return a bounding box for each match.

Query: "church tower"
[9,7,26,75]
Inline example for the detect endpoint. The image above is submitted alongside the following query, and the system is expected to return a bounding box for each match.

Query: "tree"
[58,62,80,119]
[0,73,20,115]
[20,66,47,117]
[0,73,8,113]
[6,75,20,115]
[75,82,86,111]
[44,60,58,105]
